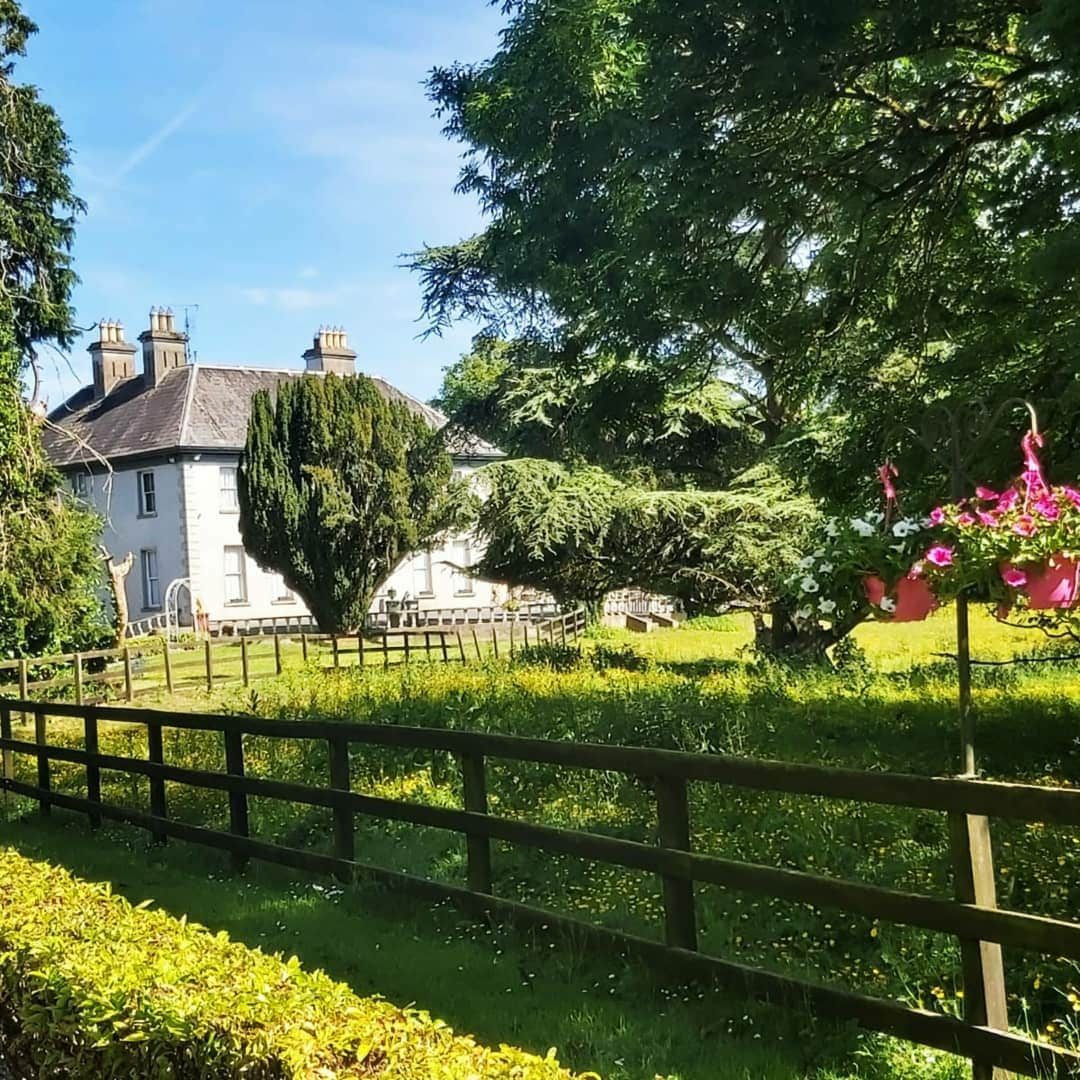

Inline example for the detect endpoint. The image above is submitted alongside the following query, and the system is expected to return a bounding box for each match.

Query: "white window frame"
[452,539,474,597]
[270,572,294,603]
[140,548,161,610]
[219,466,240,513]
[223,546,248,605]
[138,470,157,517]
[413,550,434,597]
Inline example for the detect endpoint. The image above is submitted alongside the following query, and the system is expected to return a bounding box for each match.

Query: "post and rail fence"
[1,695,1078,1077]
[0,610,588,706]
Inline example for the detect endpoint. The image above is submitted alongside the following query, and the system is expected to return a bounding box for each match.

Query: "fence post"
[33,708,50,818]
[301,632,309,663]
[491,627,499,659]
[471,628,481,661]
[440,632,449,663]
[223,729,249,873]
[456,630,466,664]
[123,646,134,702]
[654,775,698,951]
[332,635,340,669]
[559,616,567,646]
[1,704,13,792]
[162,639,174,695]
[274,632,283,676]
[509,624,515,658]
[82,707,102,828]
[382,634,389,668]
[205,638,214,693]
[523,622,530,648]
[949,812,1009,1080]
[147,719,168,844]
[240,635,250,687]
[358,634,365,670]
[461,752,493,894]
[328,735,354,880]
[404,634,411,664]
[72,651,84,706]
[548,620,556,645]
[18,657,28,710]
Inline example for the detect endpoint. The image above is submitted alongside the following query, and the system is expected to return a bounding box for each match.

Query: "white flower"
[872,511,885,524]
[819,561,834,574]
[879,597,897,613]
[824,520,840,538]
[798,556,816,570]
[799,576,820,594]
[818,598,837,615]
[890,543,905,554]
[795,607,814,621]
[921,516,935,529]
[813,548,826,558]
[851,518,875,537]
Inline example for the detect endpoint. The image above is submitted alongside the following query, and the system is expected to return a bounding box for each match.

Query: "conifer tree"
[0,2,107,658]
[238,374,457,632]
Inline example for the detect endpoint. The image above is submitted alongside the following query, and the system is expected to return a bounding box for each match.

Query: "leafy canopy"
[238,374,457,633]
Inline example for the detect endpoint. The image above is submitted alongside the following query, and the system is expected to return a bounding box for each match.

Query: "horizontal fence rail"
[1,698,1078,1076]
[0,610,588,705]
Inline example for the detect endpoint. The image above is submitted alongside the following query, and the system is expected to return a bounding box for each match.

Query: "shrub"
[589,643,651,673]
[0,849,577,1079]
[512,642,583,672]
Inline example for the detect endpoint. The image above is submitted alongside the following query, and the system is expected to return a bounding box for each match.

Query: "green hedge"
[0,849,580,1079]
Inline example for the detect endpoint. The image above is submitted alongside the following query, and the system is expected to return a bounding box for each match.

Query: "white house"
[43,310,507,632]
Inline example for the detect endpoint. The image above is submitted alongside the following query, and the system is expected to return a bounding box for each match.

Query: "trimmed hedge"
[0,849,580,1079]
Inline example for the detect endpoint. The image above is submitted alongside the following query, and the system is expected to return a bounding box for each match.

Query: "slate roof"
[43,365,503,469]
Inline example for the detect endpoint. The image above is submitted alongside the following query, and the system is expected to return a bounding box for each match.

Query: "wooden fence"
[0,609,588,705]
[1,696,1078,1077]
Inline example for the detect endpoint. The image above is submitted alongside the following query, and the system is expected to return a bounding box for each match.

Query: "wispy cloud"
[107,96,203,186]
[241,284,361,312]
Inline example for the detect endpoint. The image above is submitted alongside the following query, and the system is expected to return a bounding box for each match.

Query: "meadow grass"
[3,608,1079,1077]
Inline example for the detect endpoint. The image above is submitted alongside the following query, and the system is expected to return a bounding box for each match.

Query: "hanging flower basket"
[935,429,1080,612]
[999,556,1080,610]
[863,571,939,622]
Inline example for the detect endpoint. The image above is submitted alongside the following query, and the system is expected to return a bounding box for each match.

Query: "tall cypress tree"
[238,374,457,632]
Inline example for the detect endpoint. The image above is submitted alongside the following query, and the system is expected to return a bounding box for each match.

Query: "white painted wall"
[70,461,190,623]
[68,455,503,628]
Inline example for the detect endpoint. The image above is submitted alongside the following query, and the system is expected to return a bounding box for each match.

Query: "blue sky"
[21,0,505,409]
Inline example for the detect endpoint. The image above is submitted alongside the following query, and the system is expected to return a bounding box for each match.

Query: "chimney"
[138,307,189,388]
[89,319,137,399]
[302,326,356,376]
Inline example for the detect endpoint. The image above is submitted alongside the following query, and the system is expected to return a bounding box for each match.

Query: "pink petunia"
[929,507,945,525]
[925,545,954,567]
[975,486,999,501]
[957,512,976,526]
[1000,564,1028,589]
[1033,495,1060,521]
[996,489,1019,513]
[1012,515,1037,537]
[977,511,1000,527]
[1063,486,1080,509]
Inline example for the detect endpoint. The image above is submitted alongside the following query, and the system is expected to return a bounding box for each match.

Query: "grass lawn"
[3,608,1079,1077]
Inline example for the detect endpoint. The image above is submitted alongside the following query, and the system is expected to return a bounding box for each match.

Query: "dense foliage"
[238,374,457,632]
[0,3,106,659]
[0,849,576,1079]
[470,458,815,622]
[435,336,757,488]
[416,0,1080,641]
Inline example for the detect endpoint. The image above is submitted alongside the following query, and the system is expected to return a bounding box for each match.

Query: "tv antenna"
[172,303,199,363]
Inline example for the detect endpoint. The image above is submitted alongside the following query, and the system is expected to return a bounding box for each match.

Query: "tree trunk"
[100,548,134,648]
[754,600,865,664]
